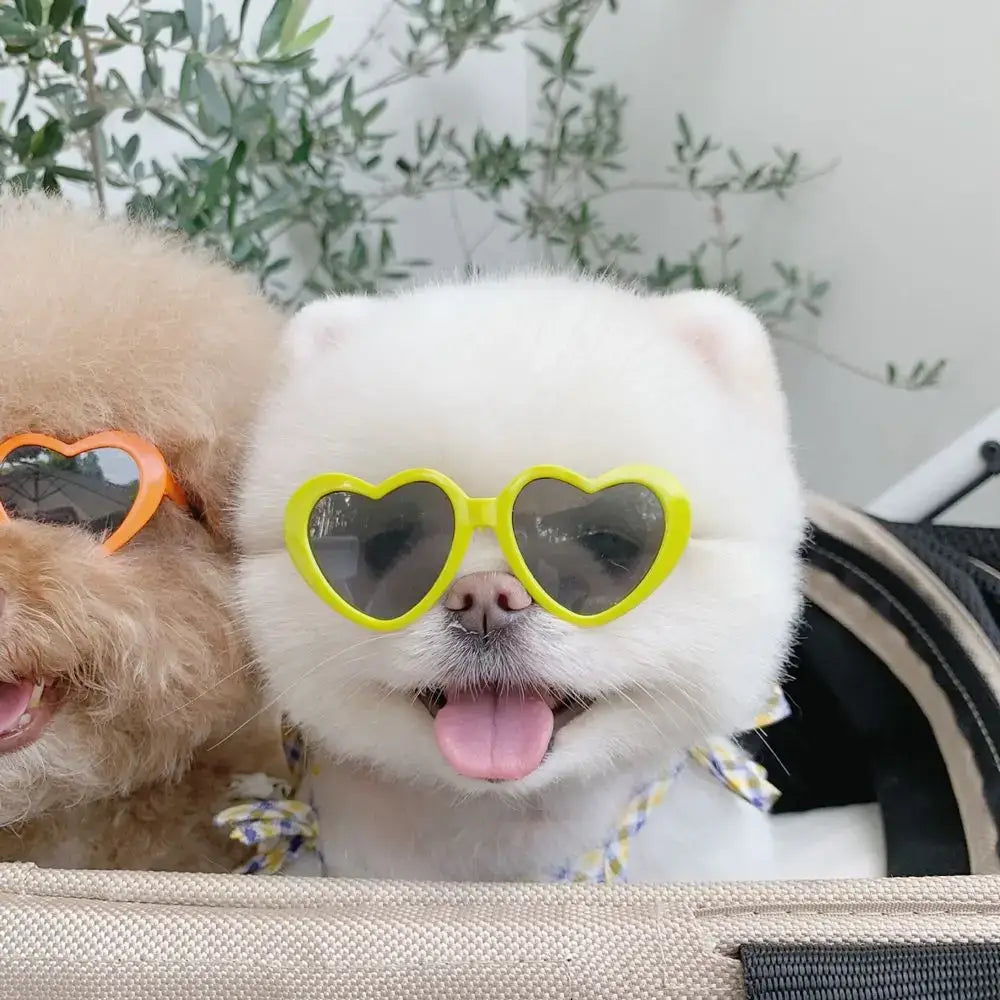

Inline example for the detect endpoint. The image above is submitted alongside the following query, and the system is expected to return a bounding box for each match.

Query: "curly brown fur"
[0,194,286,870]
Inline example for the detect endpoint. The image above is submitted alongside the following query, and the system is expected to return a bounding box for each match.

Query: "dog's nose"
[443,572,532,634]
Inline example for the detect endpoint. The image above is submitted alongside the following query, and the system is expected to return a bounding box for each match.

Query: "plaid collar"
[215,688,790,881]
[552,687,790,883]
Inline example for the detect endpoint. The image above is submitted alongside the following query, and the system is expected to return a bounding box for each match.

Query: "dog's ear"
[282,295,374,367]
[653,289,790,433]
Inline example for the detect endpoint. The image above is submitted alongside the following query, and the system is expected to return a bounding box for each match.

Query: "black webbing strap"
[740,942,1000,1000]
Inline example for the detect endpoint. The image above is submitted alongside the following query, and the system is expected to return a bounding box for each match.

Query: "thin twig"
[338,0,396,76]
[588,164,835,203]
[532,1,604,263]
[770,327,891,386]
[710,194,731,284]
[447,188,473,265]
[78,28,107,213]
[345,0,569,108]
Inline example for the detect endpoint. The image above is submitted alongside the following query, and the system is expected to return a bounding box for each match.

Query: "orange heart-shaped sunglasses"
[0,432,189,553]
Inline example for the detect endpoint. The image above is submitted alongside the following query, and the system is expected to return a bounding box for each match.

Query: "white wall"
[594,0,999,525]
[8,0,999,521]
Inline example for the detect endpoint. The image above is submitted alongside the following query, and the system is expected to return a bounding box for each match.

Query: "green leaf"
[170,10,189,44]
[51,164,93,181]
[55,37,75,71]
[35,83,73,99]
[0,21,37,46]
[143,47,161,88]
[362,98,387,125]
[677,113,692,146]
[257,51,312,72]
[885,363,898,385]
[348,233,368,271]
[232,208,288,240]
[179,52,196,102]
[9,72,30,126]
[923,359,947,387]
[257,0,290,57]
[202,155,227,208]
[206,13,226,51]
[525,43,555,72]
[196,65,230,126]
[282,15,330,55]
[279,0,309,49]
[47,0,74,30]
[107,14,132,42]
[122,134,139,165]
[68,107,105,131]
[184,0,202,46]
[261,256,291,278]
[228,139,247,176]
[238,0,251,38]
[28,118,62,157]
[23,0,42,26]
[560,24,581,74]
[148,109,191,133]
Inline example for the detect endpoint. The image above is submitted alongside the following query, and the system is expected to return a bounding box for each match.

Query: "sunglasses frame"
[0,431,189,554]
[285,464,692,632]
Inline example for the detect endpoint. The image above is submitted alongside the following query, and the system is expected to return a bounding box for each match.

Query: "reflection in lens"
[512,479,666,615]
[307,481,455,621]
[0,446,140,538]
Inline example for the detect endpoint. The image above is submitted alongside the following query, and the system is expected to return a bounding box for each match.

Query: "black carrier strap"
[743,503,1000,877]
[806,528,971,876]
[740,942,1000,1000]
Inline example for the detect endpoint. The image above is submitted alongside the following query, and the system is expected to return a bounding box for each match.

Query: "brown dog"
[0,195,286,871]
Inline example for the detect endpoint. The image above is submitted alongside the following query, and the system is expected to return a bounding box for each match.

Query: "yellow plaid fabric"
[212,723,322,875]
[218,688,790,881]
[552,686,791,883]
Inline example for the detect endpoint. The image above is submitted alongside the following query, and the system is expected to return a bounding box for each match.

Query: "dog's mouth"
[417,685,593,783]
[0,680,58,754]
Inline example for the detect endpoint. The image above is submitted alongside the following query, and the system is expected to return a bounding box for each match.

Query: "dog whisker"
[207,633,394,752]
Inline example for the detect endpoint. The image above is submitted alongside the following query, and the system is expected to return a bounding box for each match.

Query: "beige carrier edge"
[0,866,997,998]
[3,494,1000,999]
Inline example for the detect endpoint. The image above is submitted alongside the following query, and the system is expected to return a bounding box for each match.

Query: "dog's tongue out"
[0,681,34,734]
[434,686,554,781]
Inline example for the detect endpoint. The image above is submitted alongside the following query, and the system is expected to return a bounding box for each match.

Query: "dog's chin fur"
[238,273,807,878]
[0,195,285,870]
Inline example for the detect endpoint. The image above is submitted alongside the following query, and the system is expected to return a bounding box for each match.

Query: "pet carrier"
[1,416,998,1000]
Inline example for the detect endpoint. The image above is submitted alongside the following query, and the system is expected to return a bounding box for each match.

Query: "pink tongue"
[434,687,555,781]
[0,681,33,734]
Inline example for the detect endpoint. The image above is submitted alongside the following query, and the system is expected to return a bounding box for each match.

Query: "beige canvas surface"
[1,865,999,999]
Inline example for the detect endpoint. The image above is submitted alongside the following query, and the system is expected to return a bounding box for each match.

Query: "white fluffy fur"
[237,274,885,882]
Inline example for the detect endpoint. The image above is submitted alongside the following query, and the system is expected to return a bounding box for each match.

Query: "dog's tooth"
[28,682,43,709]
[16,713,30,728]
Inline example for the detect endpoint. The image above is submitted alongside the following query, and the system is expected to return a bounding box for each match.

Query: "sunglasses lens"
[0,446,140,538]
[511,479,666,616]
[307,481,455,622]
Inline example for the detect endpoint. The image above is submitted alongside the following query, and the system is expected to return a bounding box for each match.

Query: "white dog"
[236,275,884,882]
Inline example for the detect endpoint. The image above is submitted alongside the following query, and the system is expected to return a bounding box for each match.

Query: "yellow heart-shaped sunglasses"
[284,464,691,632]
